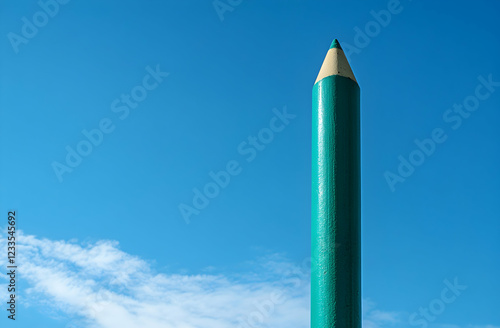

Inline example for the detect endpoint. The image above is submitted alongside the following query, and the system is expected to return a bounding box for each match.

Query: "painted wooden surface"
[311,39,361,328]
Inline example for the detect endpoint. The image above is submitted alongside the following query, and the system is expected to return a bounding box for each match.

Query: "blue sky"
[0,0,499,327]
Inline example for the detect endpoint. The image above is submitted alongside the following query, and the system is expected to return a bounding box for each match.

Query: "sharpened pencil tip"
[329,39,342,50]
[315,38,356,84]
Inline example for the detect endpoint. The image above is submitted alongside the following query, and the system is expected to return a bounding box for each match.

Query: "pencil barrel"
[312,75,361,328]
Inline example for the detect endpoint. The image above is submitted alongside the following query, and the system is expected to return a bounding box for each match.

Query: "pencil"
[311,39,361,328]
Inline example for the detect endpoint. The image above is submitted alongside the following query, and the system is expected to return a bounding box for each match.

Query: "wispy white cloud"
[2,231,309,328]
[363,298,401,328]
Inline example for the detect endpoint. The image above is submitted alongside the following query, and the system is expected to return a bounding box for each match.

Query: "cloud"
[363,299,401,328]
[2,231,310,328]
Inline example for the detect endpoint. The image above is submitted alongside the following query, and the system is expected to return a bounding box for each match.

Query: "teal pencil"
[311,39,361,328]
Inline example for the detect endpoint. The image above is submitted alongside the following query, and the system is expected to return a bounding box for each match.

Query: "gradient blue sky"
[0,1,499,327]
